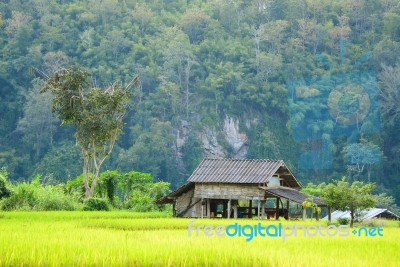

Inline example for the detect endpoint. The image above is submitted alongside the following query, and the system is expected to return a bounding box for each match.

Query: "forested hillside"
[0,0,399,203]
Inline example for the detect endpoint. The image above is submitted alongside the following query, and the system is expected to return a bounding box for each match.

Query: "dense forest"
[0,0,399,204]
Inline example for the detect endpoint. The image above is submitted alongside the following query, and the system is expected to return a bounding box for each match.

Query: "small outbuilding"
[323,208,399,221]
[157,158,326,219]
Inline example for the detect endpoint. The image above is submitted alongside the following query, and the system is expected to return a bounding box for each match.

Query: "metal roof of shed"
[261,187,326,206]
[323,208,400,220]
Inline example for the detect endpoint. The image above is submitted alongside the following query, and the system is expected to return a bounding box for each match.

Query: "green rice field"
[0,211,399,266]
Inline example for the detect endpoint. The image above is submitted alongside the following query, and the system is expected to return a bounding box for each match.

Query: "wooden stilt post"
[233,200,238,219]
[206,199,210,218]
[275,197,280,220]
[227,199,231,219]
[201,198,204,219]
[286,200,290,220]
[261,200,266,219]
[302,206,306,221]
[249,200,253,218]
[257,200,261,218]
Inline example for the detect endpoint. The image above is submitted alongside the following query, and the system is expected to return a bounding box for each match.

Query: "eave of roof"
[155,182,195,204]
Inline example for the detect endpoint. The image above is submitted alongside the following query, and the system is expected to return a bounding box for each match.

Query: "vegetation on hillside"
[0,0,399,204]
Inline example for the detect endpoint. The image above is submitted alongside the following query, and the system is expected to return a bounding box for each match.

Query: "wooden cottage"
[157,158,326,219]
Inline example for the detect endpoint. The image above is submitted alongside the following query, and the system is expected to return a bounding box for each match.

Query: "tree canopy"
[42,66,132,198]
[321,177,376,227]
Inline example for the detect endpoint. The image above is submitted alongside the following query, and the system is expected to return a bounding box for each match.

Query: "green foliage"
[32,141,82,182]
[64,170,170,212]
[42,66,132,198]
[337,218,350,225]
[97,170,121,203]
[118,171,170,211]
[383,13,400,42]
[321,177,376,227]
[0,0,400,207]
[83,198,110,211]
[181,133,203,175]
[64,174,86,201]
[301,182,325,196]
[0,168,11,199]
[16,79,58,160]
[124,191,155,212]
[374,193,400,216]
[1,175,79,211]
[117,121,176,182]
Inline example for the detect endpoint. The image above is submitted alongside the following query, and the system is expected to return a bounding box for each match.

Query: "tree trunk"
[83,150,91,199]
[350,210,354,228]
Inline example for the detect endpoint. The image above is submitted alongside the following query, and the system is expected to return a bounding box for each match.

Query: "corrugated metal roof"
[323,208,400,220]
[187,158,301,186]
[261,187,326,206]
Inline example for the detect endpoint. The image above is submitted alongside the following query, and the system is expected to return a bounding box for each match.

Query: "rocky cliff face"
[175,115,252,161]
[199,126,226,158]
[222,115,248,158]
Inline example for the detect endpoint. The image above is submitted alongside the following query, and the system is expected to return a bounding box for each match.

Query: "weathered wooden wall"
[174,188,202,217]
[175,188,193,216]
[193,183,265,200]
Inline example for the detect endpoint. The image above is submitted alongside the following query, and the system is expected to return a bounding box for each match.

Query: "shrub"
[359,219,386,228]
[0,178,79,211]
[0,168,11,199]
[35,185,78,210]
[337,218,350,225]
[123,190,155,212]
[64,174,87,201]
[83,198,110,211]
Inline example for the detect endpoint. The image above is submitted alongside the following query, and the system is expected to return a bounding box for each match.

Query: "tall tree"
[378,64,400,125]
[42,66,132,198]
[321,177,376,227]
[17,79,58,160]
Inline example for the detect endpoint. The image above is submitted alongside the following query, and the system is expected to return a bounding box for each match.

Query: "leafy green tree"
[180,9,211,44]
[97,170,121,203]
[321,177,376,227]
[383,12,400,42]
[17,79,58,160]
[32,141,82,182]
[378,64,400,126]
[181,132,203,176]
[343,141,383,182]
[374,192,400,216]
[161,27,196,118]
[42,66,132,198]
[119,171,170,211]
[117,121,175,181]
[0,168,11,199]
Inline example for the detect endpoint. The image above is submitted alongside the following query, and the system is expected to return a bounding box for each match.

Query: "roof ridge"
[204,158,281,161]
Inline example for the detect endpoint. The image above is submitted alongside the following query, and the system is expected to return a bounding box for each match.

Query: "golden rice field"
[0,211,399,267]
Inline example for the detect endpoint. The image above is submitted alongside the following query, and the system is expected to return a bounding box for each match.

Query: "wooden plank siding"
[194,183,266,200]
